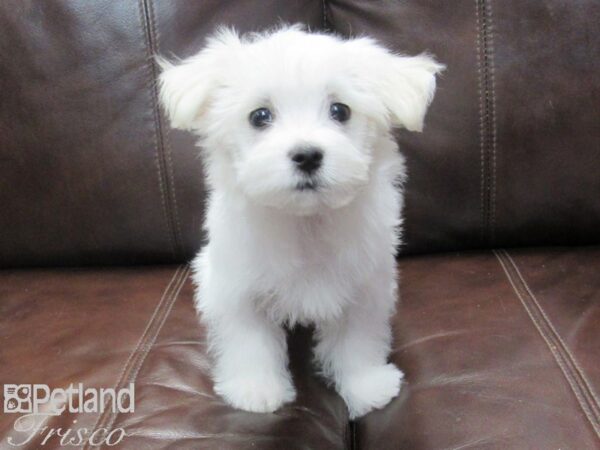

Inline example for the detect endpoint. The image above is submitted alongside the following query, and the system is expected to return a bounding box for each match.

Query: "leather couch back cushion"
[0,0,323,267]
[329,0,600,253]
[1,1,599,267]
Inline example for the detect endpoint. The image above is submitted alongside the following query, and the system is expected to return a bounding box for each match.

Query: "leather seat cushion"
[1,247,598,449]
[357,247,600,449]
[0,266,349,449]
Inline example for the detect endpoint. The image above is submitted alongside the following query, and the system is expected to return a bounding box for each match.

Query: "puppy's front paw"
[340,363,403,419]
[214,373,296,413]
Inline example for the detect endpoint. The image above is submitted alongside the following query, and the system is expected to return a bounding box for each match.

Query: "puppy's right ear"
[157,28,240,131]
[344,38,444,132]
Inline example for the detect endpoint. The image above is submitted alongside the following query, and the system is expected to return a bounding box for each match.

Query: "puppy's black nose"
[291,147,323,174]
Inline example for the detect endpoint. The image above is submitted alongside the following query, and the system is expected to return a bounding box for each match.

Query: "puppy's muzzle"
[290,147,323,175]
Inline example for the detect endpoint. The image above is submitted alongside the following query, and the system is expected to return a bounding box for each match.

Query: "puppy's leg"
[199,276,295,413]
[314,269,402,419]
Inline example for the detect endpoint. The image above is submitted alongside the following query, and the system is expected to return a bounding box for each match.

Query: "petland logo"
[3,383,134,447]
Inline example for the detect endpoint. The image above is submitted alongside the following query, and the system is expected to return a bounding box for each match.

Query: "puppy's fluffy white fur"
[158,25,443,419]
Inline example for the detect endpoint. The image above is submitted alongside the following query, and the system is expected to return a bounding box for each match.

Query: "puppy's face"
[159,27,443,215]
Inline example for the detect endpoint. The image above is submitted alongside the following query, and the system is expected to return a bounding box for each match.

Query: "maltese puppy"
[158,25,443,419]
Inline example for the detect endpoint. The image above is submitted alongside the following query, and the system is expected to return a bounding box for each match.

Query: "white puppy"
[158,25,443,419]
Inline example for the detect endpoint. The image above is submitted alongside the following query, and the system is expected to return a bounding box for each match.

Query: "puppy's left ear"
[347,39,445,132]
[156,57,209,131]
[156,28,241,131]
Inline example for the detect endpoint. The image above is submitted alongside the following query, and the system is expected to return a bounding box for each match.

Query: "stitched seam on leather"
[504,250,600,417]
[138,0,174,258]
[83,265,184,450]
[475,0,496,245]
[475,0,485,240]
[82,266,185,450]
[322,0,328,31]
[497,249,600,433]
[487,0,497,243]
[99,266,190,446]
[139,0,181,260]
[475,0,485,243]
[147,0,183,258]
[482,0,494,243]
[494,250,600,438]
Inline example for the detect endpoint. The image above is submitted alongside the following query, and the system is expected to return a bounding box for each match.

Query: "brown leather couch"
[1,1,599,449]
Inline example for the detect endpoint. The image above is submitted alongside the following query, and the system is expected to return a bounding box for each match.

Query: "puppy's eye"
[249,108,273,129]
[329,103,351,123]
